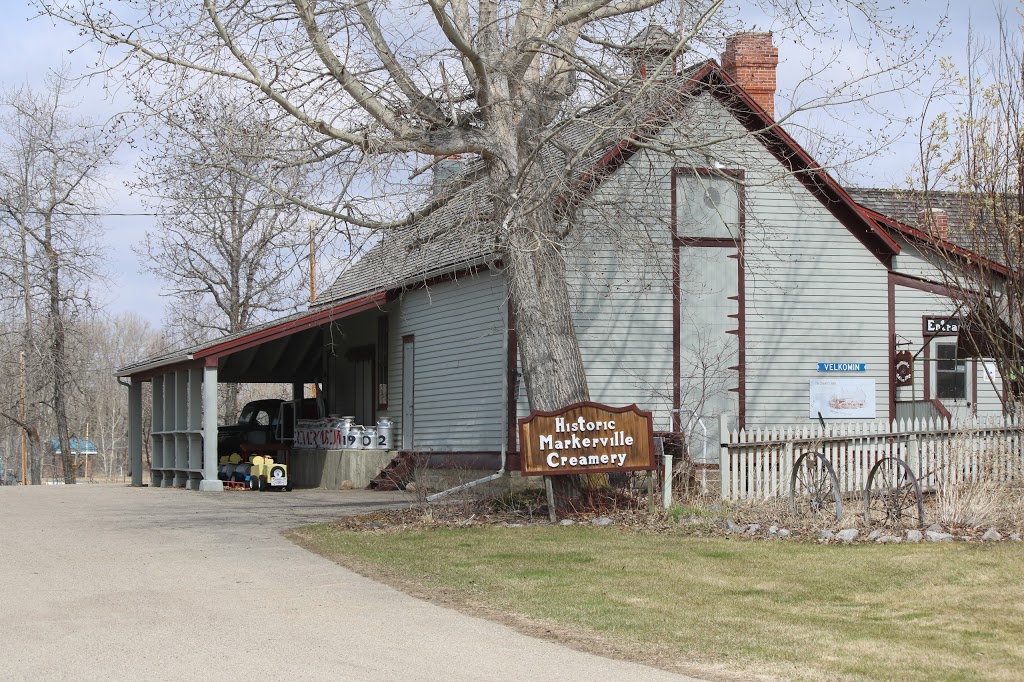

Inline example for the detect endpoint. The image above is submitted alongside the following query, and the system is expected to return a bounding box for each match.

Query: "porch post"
[199,363,224,492]
[128,378,143,487]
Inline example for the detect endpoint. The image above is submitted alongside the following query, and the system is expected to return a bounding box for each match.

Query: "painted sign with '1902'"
[519,402,655,476]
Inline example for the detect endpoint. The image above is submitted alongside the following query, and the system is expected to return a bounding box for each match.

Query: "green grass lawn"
[291,523,1024,681]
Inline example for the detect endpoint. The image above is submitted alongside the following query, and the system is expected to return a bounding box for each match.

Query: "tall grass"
[933,432,1024,529]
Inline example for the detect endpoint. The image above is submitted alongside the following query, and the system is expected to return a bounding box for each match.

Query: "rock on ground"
[905,530,923,543]
[591,517,614,526]
[926,530,954,543]
[836,528,859,543]
[982,528,1003,542]
[725,519,744,534]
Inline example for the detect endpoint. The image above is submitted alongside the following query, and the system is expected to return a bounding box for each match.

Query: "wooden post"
[647,470,655,511]
[20,351,27,486]
[544,475,557,523]
[719,417,730,501]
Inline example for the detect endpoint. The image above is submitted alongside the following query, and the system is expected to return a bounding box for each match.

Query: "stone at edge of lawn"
[982,528,1003,542]
[591,517,614,526]
[836,528,859,543]
[725,519,744,534]
[926,530,954,543]
[905,530,923,543]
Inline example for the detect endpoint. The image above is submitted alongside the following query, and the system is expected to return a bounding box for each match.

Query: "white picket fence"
[719,416,1024,501]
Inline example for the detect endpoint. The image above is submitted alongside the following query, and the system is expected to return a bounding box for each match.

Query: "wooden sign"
[894,350,913,387]
[519,402,655,476]
[923,316,961,336]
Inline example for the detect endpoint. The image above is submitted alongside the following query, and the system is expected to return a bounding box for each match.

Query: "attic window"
[678,174,740,239]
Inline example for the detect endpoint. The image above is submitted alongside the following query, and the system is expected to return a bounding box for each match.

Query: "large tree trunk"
[505,224,589,412]
[496,157,597,503]
[46,232,76,485]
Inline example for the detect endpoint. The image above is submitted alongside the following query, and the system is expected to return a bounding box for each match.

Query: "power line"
[4,208,308,218]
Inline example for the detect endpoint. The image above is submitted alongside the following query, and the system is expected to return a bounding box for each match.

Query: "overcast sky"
[0,1,1009,327]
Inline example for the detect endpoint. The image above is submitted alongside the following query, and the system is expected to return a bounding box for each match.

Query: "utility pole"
[20,351,27,486]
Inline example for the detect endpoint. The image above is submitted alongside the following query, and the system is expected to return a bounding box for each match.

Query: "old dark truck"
[217,399,286,457]
[218,397,326,456]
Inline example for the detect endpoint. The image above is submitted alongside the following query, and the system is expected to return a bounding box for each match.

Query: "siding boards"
[408,90,1012,451]
[670,96,890,426]
[518,91,895,431]
[389,272,507,452]
[564,145,676,432]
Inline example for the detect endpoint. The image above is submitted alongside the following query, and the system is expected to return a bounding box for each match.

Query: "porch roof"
[956,299,1024,361]
[117,292,387,381]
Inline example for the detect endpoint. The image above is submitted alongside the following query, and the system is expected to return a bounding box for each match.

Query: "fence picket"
[718,414,1024,502]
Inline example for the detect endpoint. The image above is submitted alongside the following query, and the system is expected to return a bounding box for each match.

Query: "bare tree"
[43,0,932,496]
[134,94,326,337]
[0,72,113,484]
[67,312,163,481]
[916,10,1024,408]
[132,93,340,418]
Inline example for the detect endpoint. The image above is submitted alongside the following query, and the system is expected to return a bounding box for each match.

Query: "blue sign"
[818,362,866,372]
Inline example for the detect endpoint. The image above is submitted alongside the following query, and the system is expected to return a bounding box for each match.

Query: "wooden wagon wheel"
[863,456,925,528]
[789,452,843,521]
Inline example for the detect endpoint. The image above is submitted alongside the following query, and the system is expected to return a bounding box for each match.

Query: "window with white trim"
[935,342,967,400]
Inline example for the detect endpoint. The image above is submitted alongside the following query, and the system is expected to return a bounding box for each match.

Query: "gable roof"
[849,187,1010,275]
[117,293,385,378]
[121,57,904,378]
[316,60,900,308]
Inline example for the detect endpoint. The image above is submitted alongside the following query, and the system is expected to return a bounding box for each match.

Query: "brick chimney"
[918,208,949,239]
[721,32,779,118]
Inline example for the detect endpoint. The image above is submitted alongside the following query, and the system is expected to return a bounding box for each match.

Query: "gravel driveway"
[0,485,704,681]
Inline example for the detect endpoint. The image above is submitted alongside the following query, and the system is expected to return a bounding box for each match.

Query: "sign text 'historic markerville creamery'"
[518,402,655,476]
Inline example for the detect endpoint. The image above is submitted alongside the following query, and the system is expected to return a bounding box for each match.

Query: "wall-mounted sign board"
[923,316,962,336]
[894,350,913,387]
[817,362,866,372]
[519,402,655,476]
[809,378,876,419]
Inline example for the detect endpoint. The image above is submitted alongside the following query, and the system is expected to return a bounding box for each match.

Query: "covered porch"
[118,294,393,490]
